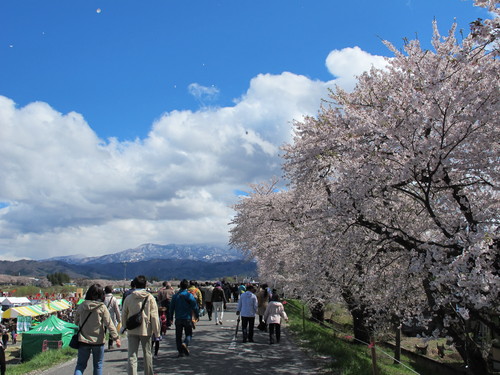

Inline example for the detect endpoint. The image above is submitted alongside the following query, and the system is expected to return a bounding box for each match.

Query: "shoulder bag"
[70,311,93,349]
[125,296,148,330]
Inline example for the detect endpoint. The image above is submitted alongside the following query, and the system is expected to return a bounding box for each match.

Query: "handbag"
[70,311,93,349]
[125,297,148,330]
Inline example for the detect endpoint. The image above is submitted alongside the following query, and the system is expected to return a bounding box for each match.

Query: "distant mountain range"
[45,243,245,264]
[0,244,256,280]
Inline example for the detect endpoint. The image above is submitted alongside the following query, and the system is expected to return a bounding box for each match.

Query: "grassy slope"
[285,299,422,375]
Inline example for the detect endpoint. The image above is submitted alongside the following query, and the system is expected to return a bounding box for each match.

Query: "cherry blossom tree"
[470,0,500,55]
[230,2,499,373]
[281,20,499,374]
[230,178,424,346]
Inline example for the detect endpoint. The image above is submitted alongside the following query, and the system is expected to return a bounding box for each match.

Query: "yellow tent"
[46,299,72,312]
[2,304,45,319]
[1,299,72,319]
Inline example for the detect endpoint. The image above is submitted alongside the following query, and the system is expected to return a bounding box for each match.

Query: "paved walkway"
[36,303,326,375]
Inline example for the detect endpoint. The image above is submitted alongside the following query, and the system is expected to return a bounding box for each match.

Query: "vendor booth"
[21,315,78,361]
[2,299,73,332]
[1,296,31,311]
[2,299,72,319]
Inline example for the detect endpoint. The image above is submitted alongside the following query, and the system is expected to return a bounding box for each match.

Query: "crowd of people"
[0,277,288,375]
[71,276,288,375]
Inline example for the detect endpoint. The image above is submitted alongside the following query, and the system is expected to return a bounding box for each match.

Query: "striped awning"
[45,299,72,312]
[1,299,72,319]
[2,304,45,319]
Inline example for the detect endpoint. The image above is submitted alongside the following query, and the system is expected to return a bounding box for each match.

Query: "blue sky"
[0,1,491,260]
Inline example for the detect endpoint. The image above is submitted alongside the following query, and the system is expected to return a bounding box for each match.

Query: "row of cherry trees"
[230,2,499,374]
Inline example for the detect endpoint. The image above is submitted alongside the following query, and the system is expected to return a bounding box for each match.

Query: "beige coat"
[74,300,119,345]
[257,289,269,316]
[121,289,160,337]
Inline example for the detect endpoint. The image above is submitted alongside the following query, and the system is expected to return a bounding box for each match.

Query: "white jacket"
[263,301,288,325]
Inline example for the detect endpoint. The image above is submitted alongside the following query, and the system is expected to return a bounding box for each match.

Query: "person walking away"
[202,282,214,321]
[169,279,200,357]
[121,280,136,312]
[222,282,231,303]
[0,331,7,349]
[187,281,202,308]
[157,281,175,329]
[264,293,288,344]
[231,284,239,302]
[157,281,170,308]
[0,340,5,375]
[11,329,17,345]
[73,284,121,375]
[257,283,270,331]
[238,283,246,296]
[237,284,258,343]
[159,307,168,336]
[152,307,168,358]
[104,286,121,350]
[151,334,161,358]
[187,281,202,328]
[122,275,160,375]
[211,281,227,325]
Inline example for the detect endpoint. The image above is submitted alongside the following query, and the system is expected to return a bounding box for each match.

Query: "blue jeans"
[74,343,104,375]
[175,319,193,352]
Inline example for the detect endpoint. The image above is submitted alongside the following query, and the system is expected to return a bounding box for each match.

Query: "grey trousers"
[127,334,153,375]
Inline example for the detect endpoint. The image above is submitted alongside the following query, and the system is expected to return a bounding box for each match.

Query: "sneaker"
[181,343,190,356]
[219,320,223,325]
[177,352,185,358]
[215,322,219,325]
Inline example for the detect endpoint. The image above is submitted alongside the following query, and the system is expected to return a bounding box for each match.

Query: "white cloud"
[325,46,389,91]
[188,83,220,106]
[0,47,389,260]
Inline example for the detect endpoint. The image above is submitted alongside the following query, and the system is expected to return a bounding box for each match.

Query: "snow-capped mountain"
[47,243,244,265]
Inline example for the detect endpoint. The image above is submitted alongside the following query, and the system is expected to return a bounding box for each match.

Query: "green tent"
[21,315,78,361]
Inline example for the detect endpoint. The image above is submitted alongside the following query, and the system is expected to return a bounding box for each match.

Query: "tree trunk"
[309,298,325,322]
[351,307,371,344]
[342,289,371,344]
[394,324,401,365]
[421,277,491,375]
[450,332,491,375]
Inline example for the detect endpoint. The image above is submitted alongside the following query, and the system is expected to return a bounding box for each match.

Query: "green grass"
[6,347,76,375]
[284,299,420,375]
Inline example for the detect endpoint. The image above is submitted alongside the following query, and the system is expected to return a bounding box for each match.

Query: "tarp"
[3,298,123,320]
[2,304,45,319]
[21,315,78,361]
[2,299,72,319]
[1,296,31,306]
[45,299,72,312]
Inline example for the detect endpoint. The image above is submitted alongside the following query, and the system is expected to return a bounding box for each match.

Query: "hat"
[215,281,221,286]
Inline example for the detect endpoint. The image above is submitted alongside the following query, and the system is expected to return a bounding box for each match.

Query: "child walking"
[263,293,288,344]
